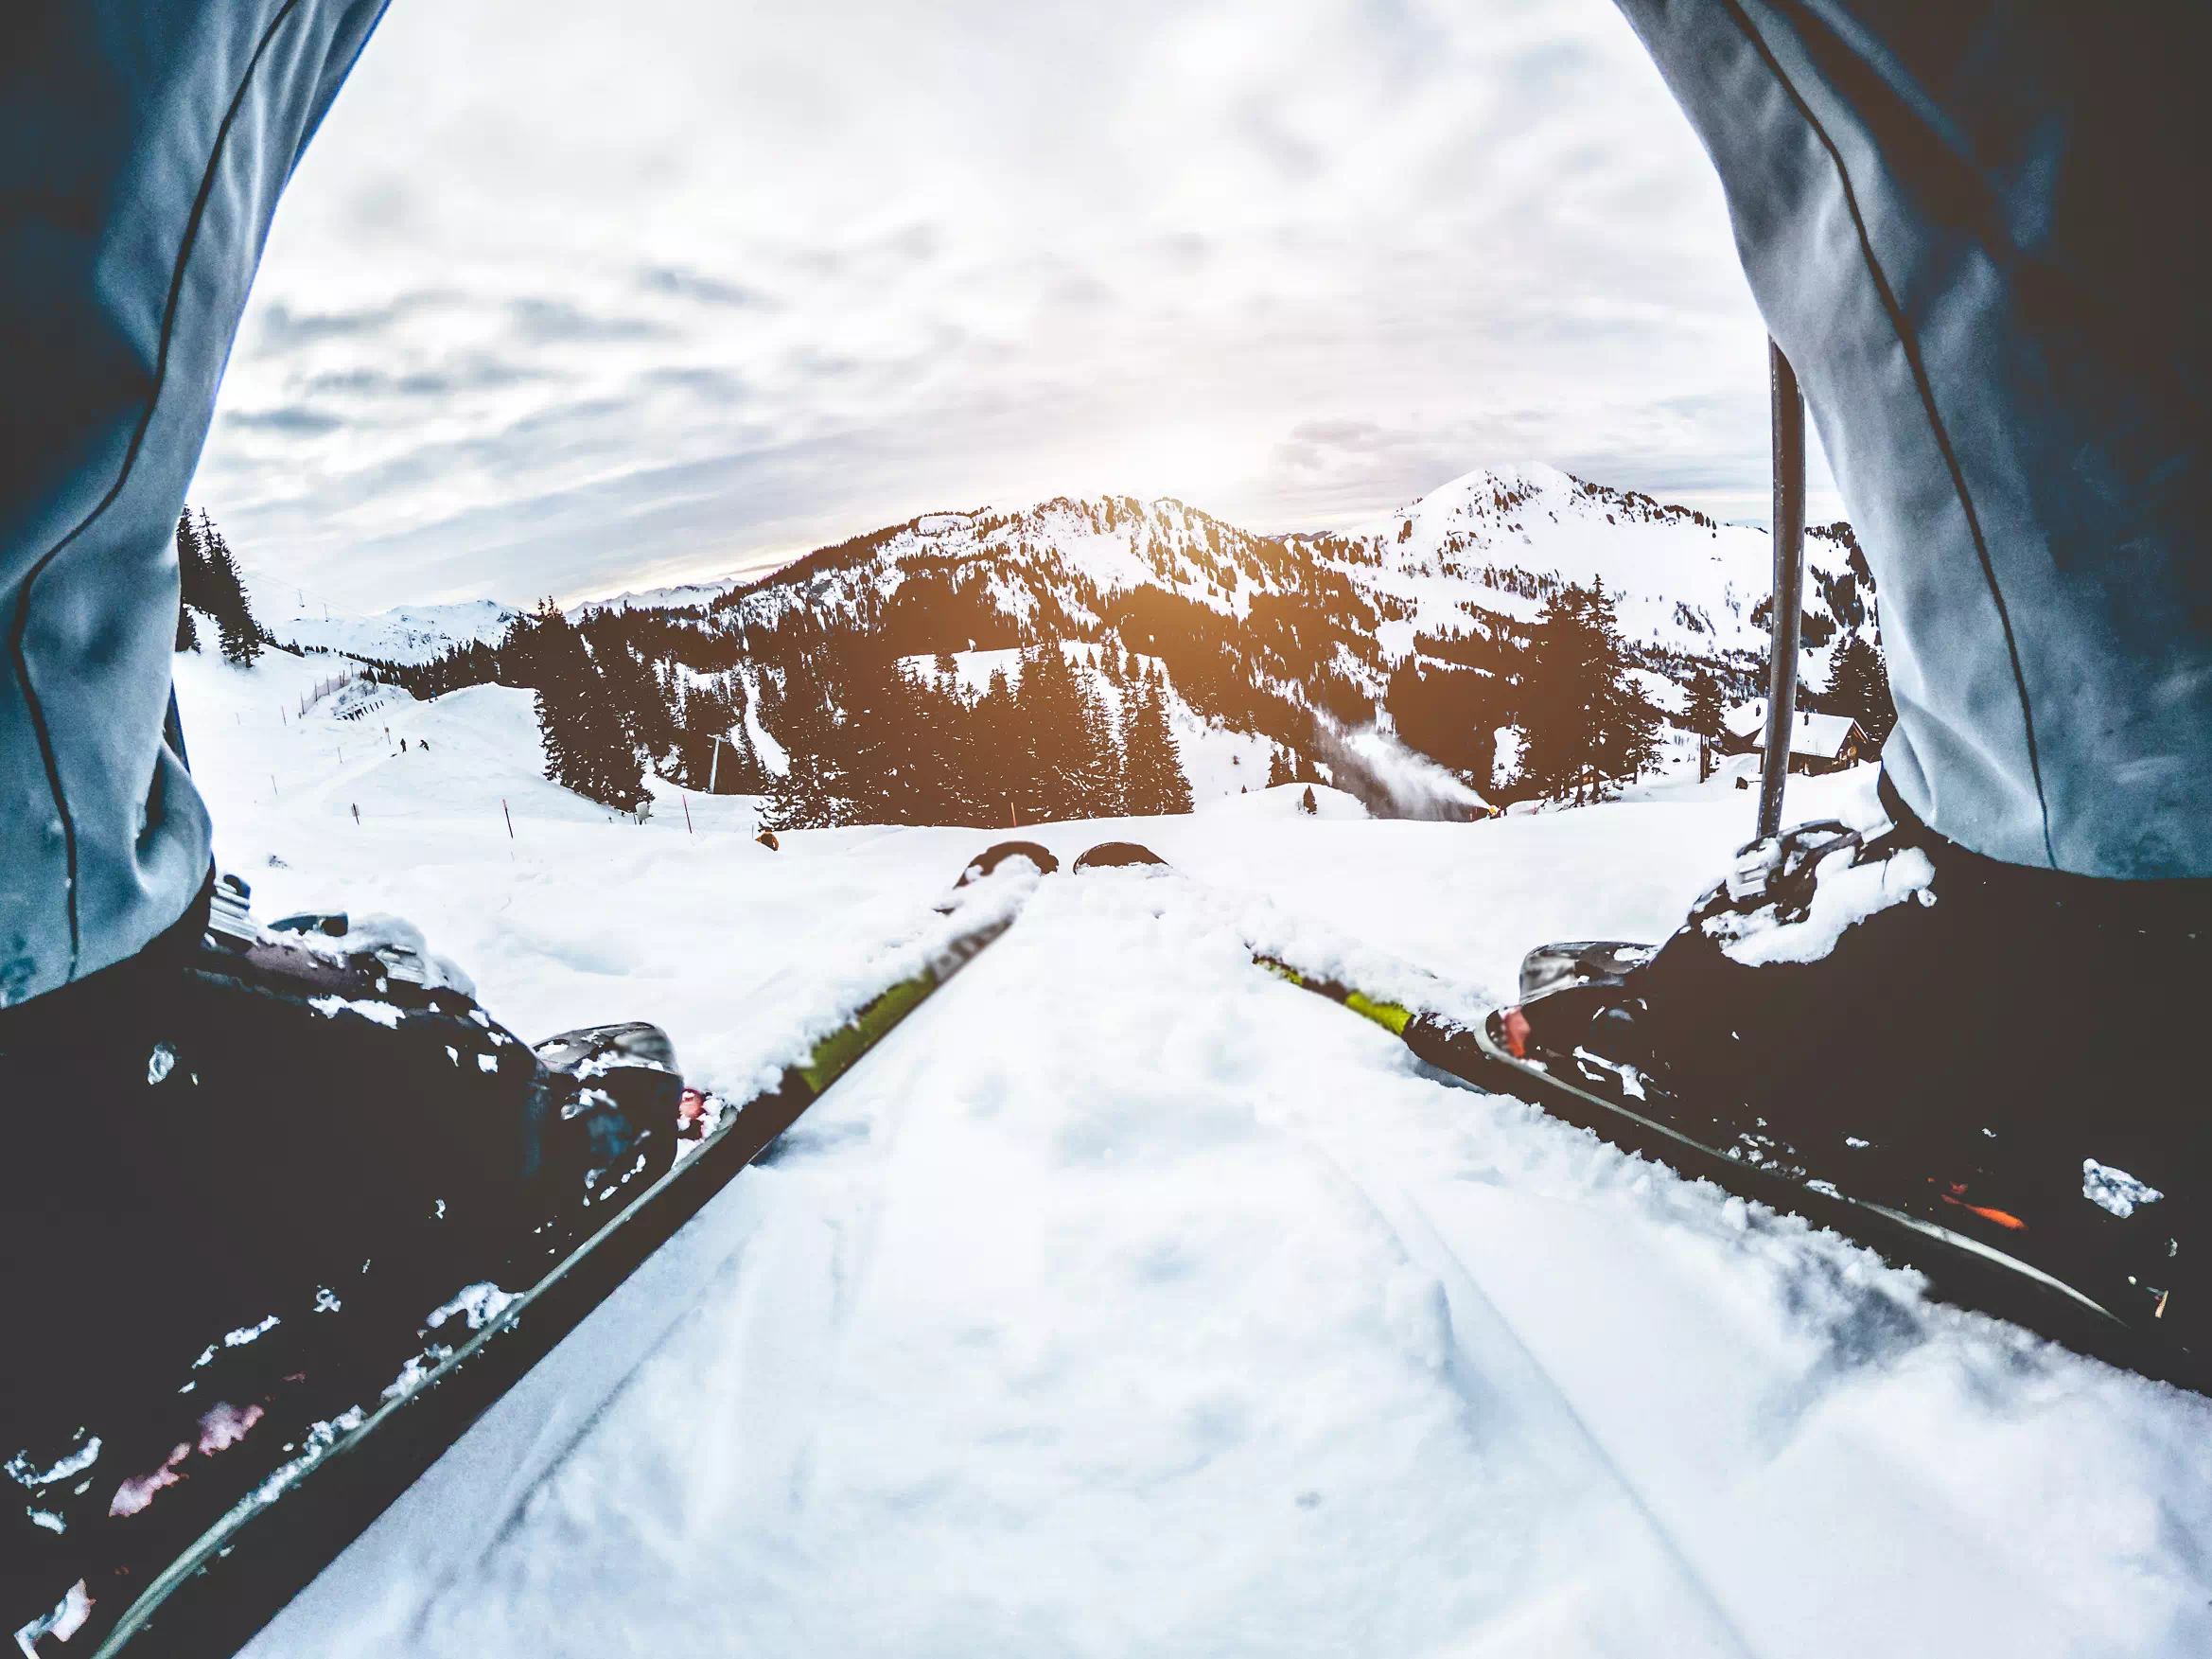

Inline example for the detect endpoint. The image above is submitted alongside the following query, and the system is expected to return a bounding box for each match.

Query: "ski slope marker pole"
[682,794,693,834]
[503,799,515,838]
[1758,339,1807,841]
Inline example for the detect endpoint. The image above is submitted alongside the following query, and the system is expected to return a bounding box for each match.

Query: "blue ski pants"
[0,2,388,1007]
[1614,0,2212,879]
[1,2,2206,1011]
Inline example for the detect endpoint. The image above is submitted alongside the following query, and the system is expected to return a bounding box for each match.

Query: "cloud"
[505,297,675,345]
[222,406,343,436]
[255,291,449,348]
[638,266,763,308]
[195,0,1815,612]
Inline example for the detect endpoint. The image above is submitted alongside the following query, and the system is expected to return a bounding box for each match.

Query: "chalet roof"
[1723,699,1864,758]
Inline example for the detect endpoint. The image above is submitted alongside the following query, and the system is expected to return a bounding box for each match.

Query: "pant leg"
[0,0,390,1008]
[1611,0,2212,878]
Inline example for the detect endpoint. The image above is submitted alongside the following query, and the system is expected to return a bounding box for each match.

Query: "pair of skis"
[47,829,2205,1659]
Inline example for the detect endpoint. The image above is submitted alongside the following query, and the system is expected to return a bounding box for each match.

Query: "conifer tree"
[1516,580,1659,804]
[1821,633,1896,746]
[184,511,265,666]
[1119,680,1191,815]
[1683,665,1727,781]
[529,604,644,809]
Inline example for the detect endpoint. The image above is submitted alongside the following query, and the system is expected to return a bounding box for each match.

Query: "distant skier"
[1505,5,2211,1325]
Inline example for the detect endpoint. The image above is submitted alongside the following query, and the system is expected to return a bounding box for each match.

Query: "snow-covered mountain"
[263,596,524,665]
[667,463,1873,807]
[710,462,1873,699]
[566,578,745,617]
[255,464,1878,818]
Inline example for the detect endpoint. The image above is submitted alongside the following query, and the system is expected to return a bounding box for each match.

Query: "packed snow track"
[168,653,2212,1659]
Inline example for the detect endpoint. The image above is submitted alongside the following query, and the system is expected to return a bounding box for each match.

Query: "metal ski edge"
[1080,842,2204,1395]
[74,859,1042,1659]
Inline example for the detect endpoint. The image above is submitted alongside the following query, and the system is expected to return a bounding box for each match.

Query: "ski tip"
[534,1020,680,1074]
[1072,841,1167,873]
[956,839,1061,888]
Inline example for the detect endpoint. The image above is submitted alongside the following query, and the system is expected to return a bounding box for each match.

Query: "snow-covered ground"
[256,595,523,664]
[168,651,2212,1659]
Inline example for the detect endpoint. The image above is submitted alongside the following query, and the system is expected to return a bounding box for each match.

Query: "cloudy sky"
[197,0,1841,615]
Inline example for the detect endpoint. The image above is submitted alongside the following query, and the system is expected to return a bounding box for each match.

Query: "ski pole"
[1757,339,1807,840]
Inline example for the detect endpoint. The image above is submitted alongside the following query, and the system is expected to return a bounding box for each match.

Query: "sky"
[197,0,1842,615]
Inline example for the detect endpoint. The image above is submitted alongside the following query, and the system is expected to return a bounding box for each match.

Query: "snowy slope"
[257,597,524,665]
[567,578,743,617]
[713,466,1869,686]
[158,653,2212,1659]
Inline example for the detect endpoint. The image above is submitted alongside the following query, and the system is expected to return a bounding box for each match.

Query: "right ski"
[1067,840,2212,1396]
[25,840,1057,1659]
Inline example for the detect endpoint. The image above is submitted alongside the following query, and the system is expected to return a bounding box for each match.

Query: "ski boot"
[4,874,683,1651]
[1488,778,2212,1374]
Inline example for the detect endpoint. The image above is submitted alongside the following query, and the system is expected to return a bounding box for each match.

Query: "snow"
[257,597,522,665]
[1724,699,1862,760]
[1197,783,1370,821]
[2082,1161,2165,1221]
[157,651,2212,1659]
[1708,844,1938,967]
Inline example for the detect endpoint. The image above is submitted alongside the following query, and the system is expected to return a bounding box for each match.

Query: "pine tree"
[1516,581,1660,804]
[529,604,644,809]
[1119,680,1191,815]
[1683,665,1727,781]
[1266,747,1294,788]
[1821,633,1896,746]
[187,512,265,666]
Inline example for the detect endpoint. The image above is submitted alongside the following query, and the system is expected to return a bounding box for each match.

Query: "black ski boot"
[1493,777,2212,1370]
[3,874,680,1648]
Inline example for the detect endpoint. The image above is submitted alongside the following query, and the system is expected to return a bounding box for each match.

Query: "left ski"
[33,840,1056,1659]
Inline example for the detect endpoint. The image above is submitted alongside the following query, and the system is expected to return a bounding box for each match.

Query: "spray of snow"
[1311,721,1488,821]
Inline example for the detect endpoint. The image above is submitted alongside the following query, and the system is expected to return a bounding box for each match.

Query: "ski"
[1069,840,2212,1397]
[25,841,1057,1659]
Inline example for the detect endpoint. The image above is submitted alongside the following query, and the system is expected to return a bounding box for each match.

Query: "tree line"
[355,547,1893,820]
[172,508,269,665]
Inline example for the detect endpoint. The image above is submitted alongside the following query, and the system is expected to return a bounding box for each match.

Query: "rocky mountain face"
[340,464,1883,821]
[693,463,1875,793]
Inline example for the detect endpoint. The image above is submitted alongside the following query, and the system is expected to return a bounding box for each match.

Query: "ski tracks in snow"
[1284,1132,1760,1659]
[247,837,2212,1658]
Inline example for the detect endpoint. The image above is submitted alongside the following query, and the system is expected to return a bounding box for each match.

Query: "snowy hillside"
[225,464,1882,822]
[1334,461,1866,682]
[161,650,2212,1659]
[566,578,743,616]
[259,595,524,665]
[709,463,1872,702]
